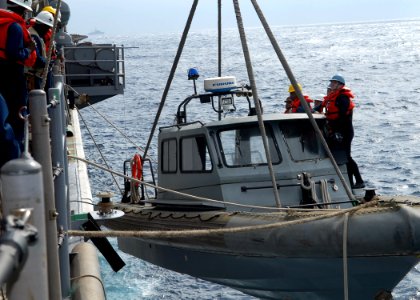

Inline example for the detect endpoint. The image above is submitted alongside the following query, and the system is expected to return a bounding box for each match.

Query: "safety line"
[69,154,356,212]
[68,199,381,239]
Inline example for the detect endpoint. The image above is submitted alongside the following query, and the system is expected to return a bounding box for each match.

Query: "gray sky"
[67,0,420,35]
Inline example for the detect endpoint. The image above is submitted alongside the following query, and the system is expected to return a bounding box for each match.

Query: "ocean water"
[79,19,420,299]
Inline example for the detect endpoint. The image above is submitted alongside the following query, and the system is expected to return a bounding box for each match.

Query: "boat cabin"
[146,77,354,211]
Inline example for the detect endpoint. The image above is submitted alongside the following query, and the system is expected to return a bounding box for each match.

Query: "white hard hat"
[8,0,33,11]
[314,94,325,101]
[34,11,54,28]
[42,6,61,23]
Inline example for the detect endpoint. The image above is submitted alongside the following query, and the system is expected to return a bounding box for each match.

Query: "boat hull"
[106,197,420,299]
[118,236,417,300]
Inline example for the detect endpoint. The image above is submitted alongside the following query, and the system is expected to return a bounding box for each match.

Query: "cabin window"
[218,125,281,167]
[161,138,177,173]
[279,120,327,161]
[180,135,213,172]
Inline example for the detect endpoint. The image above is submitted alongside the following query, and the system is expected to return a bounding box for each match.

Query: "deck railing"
[63,44,125,105]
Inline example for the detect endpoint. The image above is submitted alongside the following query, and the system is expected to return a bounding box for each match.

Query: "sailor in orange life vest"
[27,11,55,89]
[27,6,60,55]
[26,5,60,90]
[313,74,365,189]
[284,83,313,113]
[0,0,36,151]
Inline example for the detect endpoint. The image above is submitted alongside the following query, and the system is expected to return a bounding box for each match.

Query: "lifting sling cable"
[40,0,61,90]
[217,0,223,120]
[250,0,355,201]
[143,0,199,159]
[232,0,282,208]
[218,0,222,77]
[217,0,222,121]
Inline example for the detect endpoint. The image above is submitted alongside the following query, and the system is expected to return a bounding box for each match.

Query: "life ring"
[131,154,143,185]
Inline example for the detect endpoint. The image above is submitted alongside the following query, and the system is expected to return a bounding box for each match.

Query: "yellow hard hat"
[42,5,56,15]
[288,83,302,93]
[42,5,61,22]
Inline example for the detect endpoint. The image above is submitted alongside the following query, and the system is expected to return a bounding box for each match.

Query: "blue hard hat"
[330,74,345,85]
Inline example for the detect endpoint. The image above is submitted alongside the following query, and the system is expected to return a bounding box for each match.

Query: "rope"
[65,83,80,96]
[86,102,155,163]
[249,0,355,202]
[143,0,199,159]
[76,108,123,195]
[69,200,96,206]
[232,0,282,208]
[67,199,380,239]
[40,0,61,90]
[68,154,296,211]
[301,177,319,206]
[343,212,350,300]
[129,181,141,203]
[70,154,360,212]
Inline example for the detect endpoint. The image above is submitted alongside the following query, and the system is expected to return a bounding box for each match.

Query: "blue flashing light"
[188,68,200,80]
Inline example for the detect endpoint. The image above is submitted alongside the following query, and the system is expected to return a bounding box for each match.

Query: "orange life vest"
[0,10,36,66]
[322,87,355,120]
[44,29,52,53]
[291,95,313,113]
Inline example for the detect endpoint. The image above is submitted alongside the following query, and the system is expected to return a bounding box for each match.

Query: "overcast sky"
[66,0,420,35]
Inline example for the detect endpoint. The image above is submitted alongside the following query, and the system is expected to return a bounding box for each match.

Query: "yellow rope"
[68,199,381,239]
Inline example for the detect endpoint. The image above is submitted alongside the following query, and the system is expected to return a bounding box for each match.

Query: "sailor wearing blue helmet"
[330,74,345,85]
[315,74,365,189]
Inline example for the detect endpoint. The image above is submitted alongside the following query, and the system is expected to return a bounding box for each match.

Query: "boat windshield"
[218,125,281,167]
[279,120,327,161]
